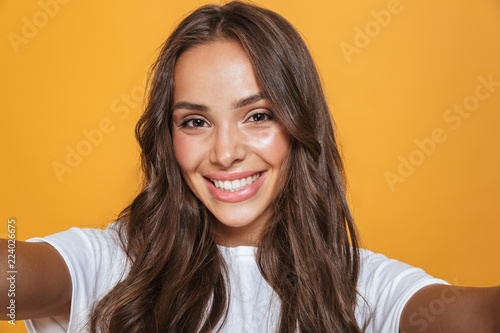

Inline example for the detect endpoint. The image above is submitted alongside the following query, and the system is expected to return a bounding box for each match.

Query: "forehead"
[173,40,261,105]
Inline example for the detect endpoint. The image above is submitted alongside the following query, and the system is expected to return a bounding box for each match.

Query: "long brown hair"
[90,1,364,332]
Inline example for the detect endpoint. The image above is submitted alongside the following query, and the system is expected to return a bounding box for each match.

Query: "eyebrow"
[171,101,209,112]
[171,93,265,112]
[232,93,264,109]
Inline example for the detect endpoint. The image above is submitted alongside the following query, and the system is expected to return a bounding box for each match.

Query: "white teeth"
[211,172,261,192]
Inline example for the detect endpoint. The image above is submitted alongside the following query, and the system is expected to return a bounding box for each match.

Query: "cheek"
[173,132,201,174]
[270,129,290,164]
[251,126,290,166]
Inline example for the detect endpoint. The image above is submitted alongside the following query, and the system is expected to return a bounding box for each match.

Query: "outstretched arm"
[400,284,500,333]
[0,239,72,320]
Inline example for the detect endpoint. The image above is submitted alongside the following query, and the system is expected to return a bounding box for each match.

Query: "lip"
[204,170,261,181]
[205,171,266,203]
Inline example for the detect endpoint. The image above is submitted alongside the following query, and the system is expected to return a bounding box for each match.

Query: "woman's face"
[172,40,289,246]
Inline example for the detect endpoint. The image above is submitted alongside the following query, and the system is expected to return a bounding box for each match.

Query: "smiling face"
[172,40,290,246]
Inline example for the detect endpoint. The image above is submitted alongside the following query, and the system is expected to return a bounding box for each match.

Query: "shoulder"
[356,249,448,333]
[27,221,129,279]
[28,222,125,257]
[357,248,449,298]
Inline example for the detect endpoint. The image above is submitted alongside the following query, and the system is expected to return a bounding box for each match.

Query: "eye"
[179,118,209,128]
[246,111,274,123]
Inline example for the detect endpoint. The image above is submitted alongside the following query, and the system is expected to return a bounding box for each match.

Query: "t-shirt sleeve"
[23,223,129,333]
[355,249,449,333]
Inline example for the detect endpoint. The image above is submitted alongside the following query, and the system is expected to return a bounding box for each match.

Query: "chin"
[215,216,257,229]
[211,208,269,231]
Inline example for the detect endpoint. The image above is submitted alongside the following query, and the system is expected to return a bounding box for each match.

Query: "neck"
[214,225,259,247]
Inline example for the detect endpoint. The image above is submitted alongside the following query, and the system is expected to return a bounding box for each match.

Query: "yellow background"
[1,0,499,331]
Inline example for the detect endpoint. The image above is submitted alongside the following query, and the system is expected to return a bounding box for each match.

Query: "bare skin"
[400,284,500,332]
[0,240,71,319]
[172,40,290,247]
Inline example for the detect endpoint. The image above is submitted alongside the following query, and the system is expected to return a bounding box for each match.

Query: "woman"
[2,1,499,332]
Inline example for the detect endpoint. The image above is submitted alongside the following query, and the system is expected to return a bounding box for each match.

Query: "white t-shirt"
[24,223,448,333]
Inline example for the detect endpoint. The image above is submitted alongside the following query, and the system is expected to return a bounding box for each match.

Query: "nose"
[209,123,247,167]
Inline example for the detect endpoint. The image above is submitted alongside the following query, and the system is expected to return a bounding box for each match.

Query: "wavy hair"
[90,1,363,332]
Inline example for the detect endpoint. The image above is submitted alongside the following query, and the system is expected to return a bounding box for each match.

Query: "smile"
[210,172,262,192]
[204,171,266,203]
